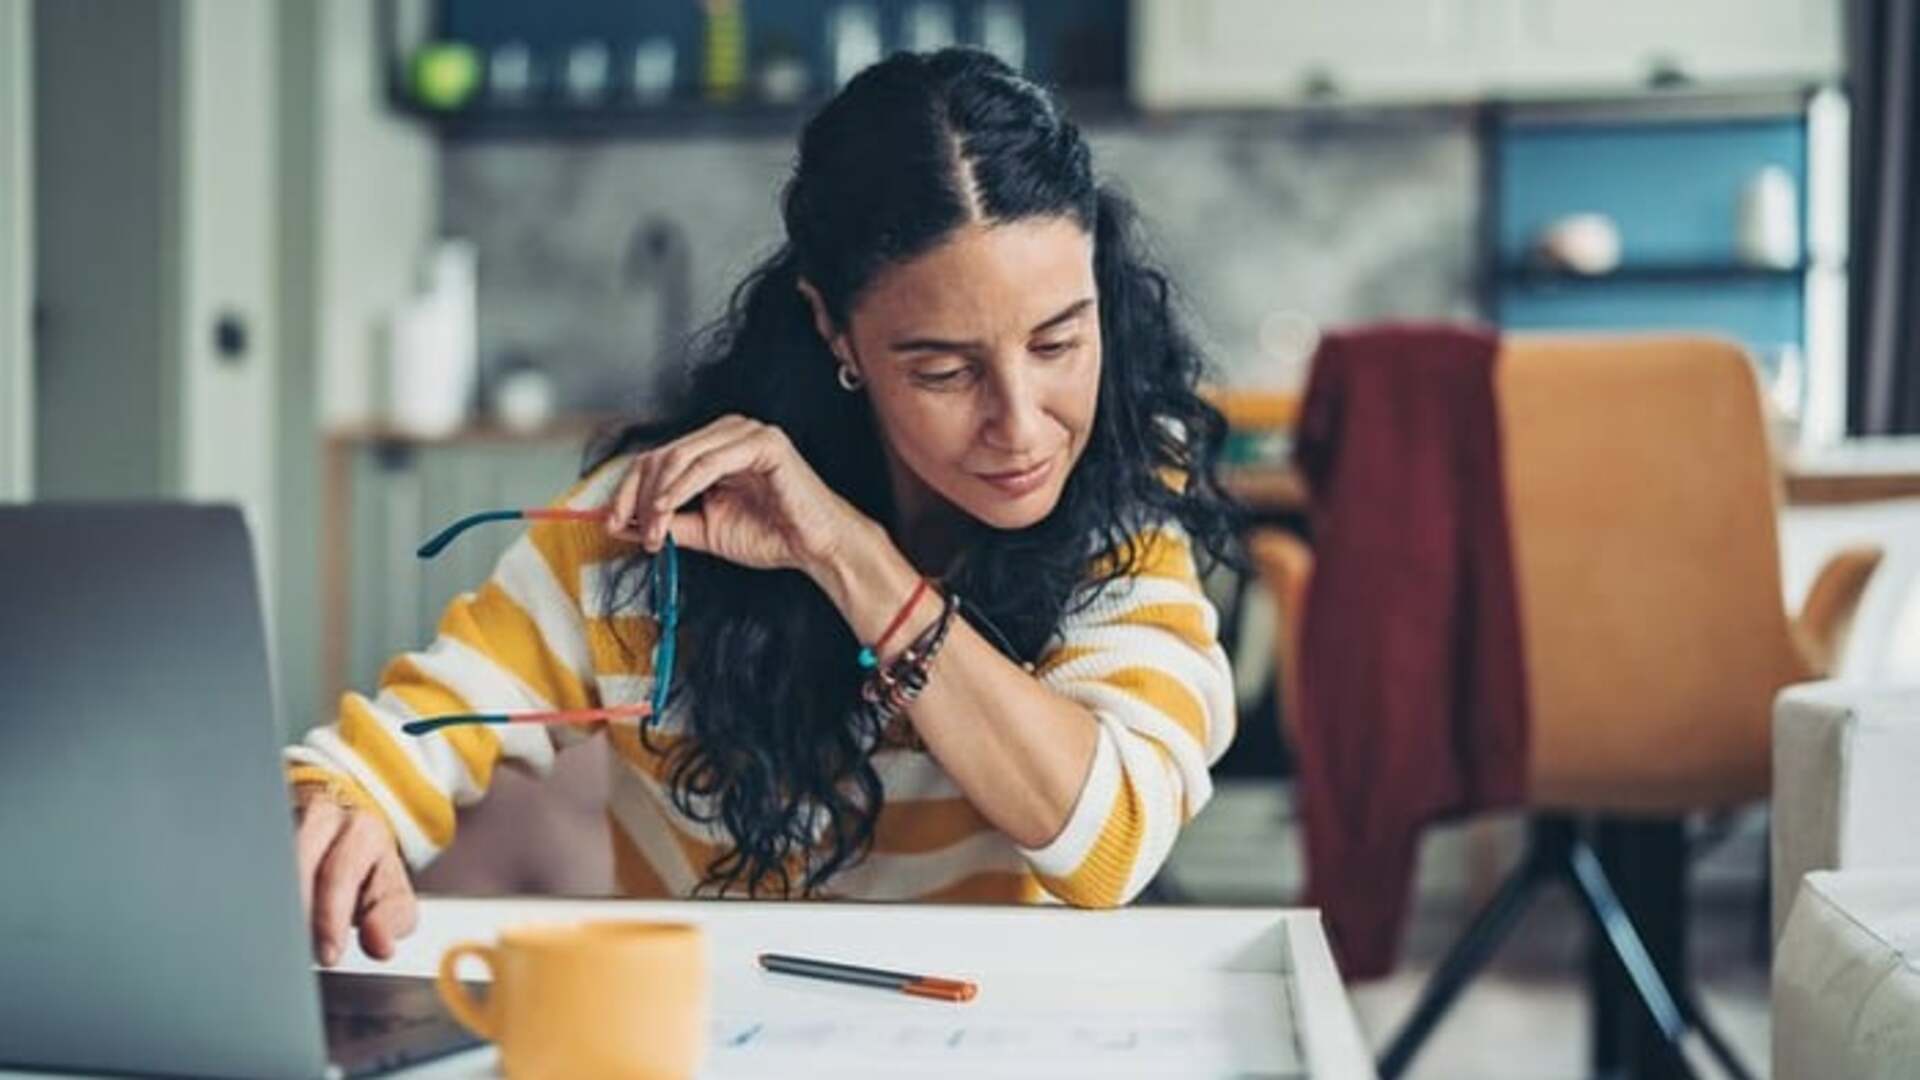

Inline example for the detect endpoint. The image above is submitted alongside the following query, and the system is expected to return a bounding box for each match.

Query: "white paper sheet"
[701,971,1304,1079]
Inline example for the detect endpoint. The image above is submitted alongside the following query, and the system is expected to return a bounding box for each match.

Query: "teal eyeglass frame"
[402,506,678,734]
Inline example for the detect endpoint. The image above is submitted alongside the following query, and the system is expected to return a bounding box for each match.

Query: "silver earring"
[835,363,864,392]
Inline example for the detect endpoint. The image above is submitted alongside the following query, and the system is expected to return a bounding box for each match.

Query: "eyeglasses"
[400,506,677,736]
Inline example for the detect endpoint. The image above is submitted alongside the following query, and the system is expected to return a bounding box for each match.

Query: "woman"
[288,48,1239,968]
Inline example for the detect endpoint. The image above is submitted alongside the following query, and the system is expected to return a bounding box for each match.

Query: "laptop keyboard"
[320,972,485,1078]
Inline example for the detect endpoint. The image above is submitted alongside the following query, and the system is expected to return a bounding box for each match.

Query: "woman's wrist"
[806,517,935,653]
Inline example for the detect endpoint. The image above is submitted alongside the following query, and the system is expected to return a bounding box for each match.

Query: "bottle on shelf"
[702,0,748,103]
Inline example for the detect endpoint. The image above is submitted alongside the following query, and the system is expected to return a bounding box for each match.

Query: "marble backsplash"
[442,108,1482,415]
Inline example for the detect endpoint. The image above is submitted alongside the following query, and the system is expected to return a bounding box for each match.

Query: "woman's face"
[809,216,1102,532]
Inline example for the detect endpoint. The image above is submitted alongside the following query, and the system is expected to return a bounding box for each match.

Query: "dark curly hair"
[586,48,1239,898]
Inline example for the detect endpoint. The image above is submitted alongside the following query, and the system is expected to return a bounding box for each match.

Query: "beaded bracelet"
[860,587,958,717]
[859,591,946,713]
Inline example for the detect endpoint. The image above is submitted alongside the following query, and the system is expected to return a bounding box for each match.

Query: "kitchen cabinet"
[1131,0,1841,108]
[1131,0,1494,108]
[1491,0,1840,94]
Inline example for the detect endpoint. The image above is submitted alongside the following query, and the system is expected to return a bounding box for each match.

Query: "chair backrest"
[1247,529,1313,744]
[1498,335,1814,811]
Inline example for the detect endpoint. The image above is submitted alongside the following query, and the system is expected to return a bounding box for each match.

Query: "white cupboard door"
[179,0,279,589]
[1133,0,1493,107]
[1489,0,1841,94]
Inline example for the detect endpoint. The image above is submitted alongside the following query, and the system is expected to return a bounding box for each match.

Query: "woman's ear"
[796,278,852,367]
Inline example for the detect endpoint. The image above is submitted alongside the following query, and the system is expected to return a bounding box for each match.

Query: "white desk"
[345,897,1373,1079]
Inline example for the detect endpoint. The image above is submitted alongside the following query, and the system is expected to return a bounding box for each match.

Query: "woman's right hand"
[292,783,418,967]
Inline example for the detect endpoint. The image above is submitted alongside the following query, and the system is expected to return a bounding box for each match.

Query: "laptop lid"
[0,504,332,1079]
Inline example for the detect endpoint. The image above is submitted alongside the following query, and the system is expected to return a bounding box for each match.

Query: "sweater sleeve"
[1016,524,1236,906]
[284,463,631,868]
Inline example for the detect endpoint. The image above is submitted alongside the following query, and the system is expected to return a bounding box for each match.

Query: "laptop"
[0,504,482,1079]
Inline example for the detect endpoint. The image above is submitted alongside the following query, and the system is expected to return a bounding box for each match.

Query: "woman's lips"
[976,456,1055,496]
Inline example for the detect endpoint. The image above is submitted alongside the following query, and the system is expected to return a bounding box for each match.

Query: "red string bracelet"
[858,577,931,670]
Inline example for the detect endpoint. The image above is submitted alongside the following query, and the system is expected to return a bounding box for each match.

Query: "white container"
[903,3,956,53]
[493,365,557,434]
[1739,165,1802,270]
[827,5,882,89]
[630,38,677,103]
[977,2,1025,72]
[386,240,478,439]
[1534,212,1623,276]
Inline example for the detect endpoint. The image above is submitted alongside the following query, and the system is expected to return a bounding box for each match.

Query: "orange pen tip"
[902,977,976,1003]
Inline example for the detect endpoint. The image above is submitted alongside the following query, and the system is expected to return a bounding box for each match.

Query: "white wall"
[270,0,438,728]
[0,0,29,501]
[275,0,324,734]
[178,0,279,592]
[318,0,439,426]
[32,0,180,500]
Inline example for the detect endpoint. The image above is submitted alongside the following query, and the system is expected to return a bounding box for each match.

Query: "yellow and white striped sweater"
[287,461,1234,907]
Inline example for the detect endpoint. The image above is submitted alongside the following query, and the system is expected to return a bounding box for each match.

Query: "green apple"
[410,42,480,111]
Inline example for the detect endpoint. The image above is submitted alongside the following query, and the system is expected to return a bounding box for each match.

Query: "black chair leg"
[1378,816,1756,1080]
[1564,836,1690,1044]
[1590,908,1628,1080]
[1377,843,1550,1078]
[1607,819,1692,1079]
[1566,836,1758,1080]
[1689,1002,1756,1080]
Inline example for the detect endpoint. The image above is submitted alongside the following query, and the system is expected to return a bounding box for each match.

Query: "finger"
[294,797,347,918]
[355,854,418,961]
[637,418,756,515]
[636,420,761,549]
[663,510,711,555]
[651,432,784,533]
[612,420,746,543]
[312,813,387,967]
[607,453,652,540]
[611,441,692,537]
[650,426,781,517]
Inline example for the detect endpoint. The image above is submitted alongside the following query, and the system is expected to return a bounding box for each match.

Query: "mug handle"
[436,942,500,1040]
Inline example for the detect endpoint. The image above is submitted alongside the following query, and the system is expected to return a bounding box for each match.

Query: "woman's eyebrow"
[1031,297,1096,335]
[887,297,1095,354]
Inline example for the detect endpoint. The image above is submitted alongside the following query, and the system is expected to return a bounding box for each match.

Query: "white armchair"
[1771,681,1920,1080]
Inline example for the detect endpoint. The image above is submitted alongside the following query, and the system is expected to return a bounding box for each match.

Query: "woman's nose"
[983,367,1046,449]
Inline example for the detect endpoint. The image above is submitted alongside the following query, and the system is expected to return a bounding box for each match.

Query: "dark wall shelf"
[395,96,818,140]
[1497,263,1812,287]
[391,89,1141,142]
[384,0,1132,141]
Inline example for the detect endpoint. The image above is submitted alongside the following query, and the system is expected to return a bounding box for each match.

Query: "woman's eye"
[914,367,972,388]
[1033,339,1078,358]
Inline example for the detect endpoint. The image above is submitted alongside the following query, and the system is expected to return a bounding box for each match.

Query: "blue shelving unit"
[1489,101,1816,386]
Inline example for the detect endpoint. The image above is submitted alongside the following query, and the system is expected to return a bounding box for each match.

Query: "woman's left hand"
[607,415,869,574]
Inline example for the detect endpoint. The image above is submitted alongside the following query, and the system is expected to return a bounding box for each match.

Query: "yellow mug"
[435,920,708,1080]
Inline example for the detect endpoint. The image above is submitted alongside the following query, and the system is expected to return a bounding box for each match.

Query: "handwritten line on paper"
[709,1012,1295,1066]
[724,1022,763,1048]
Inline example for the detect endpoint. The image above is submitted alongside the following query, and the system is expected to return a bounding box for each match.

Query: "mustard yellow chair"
[1248,335,1881,1079]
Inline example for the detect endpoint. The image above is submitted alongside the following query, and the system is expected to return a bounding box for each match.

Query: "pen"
[758,953,977,1003]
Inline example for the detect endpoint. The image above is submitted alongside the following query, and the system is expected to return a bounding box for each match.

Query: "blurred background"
[4,2,1919,1076]
[3,0,1863,735]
